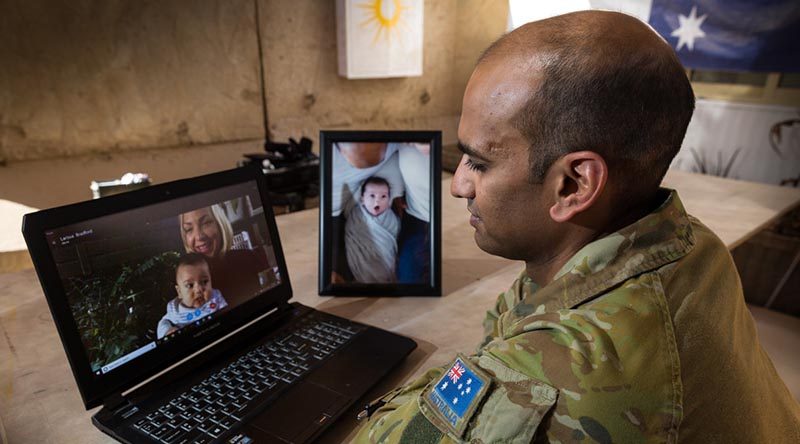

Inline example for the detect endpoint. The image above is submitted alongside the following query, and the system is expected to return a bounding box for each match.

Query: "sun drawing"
[357,0,411,45]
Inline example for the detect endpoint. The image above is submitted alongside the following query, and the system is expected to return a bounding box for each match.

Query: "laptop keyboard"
[132,315,364,443]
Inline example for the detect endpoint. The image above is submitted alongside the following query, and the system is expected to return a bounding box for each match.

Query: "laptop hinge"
[103,393,139,419]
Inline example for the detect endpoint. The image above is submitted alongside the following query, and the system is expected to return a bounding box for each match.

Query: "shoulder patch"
[421,355,492,437]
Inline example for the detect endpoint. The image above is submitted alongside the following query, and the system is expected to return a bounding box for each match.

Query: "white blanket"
[345,204,400,283]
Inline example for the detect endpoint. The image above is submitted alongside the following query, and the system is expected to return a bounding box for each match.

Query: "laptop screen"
[43,180,282,378]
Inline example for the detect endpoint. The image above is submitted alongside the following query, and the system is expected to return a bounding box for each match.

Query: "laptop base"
[92,303,416,444]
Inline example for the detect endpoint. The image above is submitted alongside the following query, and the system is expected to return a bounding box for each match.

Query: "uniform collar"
[501,189,695,336]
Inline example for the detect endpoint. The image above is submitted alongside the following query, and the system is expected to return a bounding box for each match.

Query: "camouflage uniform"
[352,190,800,443]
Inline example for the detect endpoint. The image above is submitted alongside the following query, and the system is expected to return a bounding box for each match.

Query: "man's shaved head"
[479,11,694,208]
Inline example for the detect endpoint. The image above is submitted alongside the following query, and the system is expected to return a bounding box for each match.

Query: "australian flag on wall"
[647,0,800,72]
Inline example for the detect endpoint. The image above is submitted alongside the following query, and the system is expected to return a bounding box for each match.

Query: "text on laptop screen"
[44,181,282,376]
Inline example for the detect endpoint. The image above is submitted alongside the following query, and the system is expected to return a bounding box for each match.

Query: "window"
[690,70,768,87]
[689,70,800,106]
[778,73,800,89]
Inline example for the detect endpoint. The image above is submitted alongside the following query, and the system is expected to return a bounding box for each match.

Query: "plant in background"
[769,118,800,187]
[65,251,180,372]
[687,146,742,178]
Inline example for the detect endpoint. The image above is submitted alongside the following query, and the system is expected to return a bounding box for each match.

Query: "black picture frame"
[319,130,441,296]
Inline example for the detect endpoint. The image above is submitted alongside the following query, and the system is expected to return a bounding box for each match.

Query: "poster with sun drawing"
[336,0,424,79]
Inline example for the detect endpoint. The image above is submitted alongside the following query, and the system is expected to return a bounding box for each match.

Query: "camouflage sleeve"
[350,354,559,444]
[481,274,682,443]
[350,366,446,443]
[354,274,680,443]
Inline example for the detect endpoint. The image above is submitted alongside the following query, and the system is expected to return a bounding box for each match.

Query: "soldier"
[352,10,800,443]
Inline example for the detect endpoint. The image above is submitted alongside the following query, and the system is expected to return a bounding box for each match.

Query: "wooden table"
[661,170,800,249]
[1,171,799,443]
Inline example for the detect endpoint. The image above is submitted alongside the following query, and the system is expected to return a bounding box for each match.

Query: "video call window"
[45,184,281,375]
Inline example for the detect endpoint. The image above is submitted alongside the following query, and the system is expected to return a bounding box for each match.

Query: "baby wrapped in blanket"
[345,176,400,283]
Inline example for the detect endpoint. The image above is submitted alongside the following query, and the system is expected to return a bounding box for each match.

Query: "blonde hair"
[180,204,234,257]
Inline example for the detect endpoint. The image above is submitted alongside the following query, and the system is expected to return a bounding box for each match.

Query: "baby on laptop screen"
[157,253,228,339]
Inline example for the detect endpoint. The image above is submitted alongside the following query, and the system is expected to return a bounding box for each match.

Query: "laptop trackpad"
[249,380,350,443]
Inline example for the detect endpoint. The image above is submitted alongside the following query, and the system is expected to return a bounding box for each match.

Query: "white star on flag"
[458,383,463,390]
[453,397,458,404]
[466,387,471,394]
[467,378,472,385]
[670,6,707,51]
[441,381,448,390]
[461,390,465,395]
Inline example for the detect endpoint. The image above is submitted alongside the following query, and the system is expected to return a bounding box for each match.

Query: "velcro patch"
[421,355,491,437]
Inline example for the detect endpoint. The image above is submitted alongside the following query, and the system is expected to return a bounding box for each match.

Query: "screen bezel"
[22,166,293,409]
[318,130,442,296]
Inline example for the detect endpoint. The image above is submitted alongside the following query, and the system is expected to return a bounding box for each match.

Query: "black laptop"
[22,165,416,443]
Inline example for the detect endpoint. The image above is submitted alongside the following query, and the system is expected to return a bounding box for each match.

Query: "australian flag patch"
[423,355,491,436]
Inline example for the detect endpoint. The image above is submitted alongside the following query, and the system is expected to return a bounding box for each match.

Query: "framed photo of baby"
[319,130,441,296]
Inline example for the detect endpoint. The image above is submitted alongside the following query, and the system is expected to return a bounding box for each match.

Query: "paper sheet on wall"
[337,0,424,79]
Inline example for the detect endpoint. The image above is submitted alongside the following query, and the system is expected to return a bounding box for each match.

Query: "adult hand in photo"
[331,271,346,284]
[410,142,430,156]
[338,142,389,168]
[392,196,407,218]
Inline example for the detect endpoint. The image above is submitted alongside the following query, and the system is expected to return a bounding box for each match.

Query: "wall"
[0,0,264,163]
[453,1,510,113]
[0,1,508,164]
[0,0,508,208]
[263,0,453,140]
[260,0,507,150]
[447,0,509,169]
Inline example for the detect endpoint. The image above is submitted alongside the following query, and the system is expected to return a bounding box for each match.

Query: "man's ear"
[548,151,607,223]
[175,285,181,297]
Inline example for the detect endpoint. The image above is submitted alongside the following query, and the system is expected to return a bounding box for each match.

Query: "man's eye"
[465,158,487,172]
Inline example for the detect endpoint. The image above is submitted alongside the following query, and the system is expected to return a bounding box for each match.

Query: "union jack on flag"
[447,362,465,383]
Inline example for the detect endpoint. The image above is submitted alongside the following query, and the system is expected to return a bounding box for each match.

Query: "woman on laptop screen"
[179,203,277,307]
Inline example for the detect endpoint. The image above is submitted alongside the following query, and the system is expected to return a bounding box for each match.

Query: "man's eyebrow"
[457,141,491,162]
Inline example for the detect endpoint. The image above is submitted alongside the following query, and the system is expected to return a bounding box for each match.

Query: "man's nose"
[450,155,475,199]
